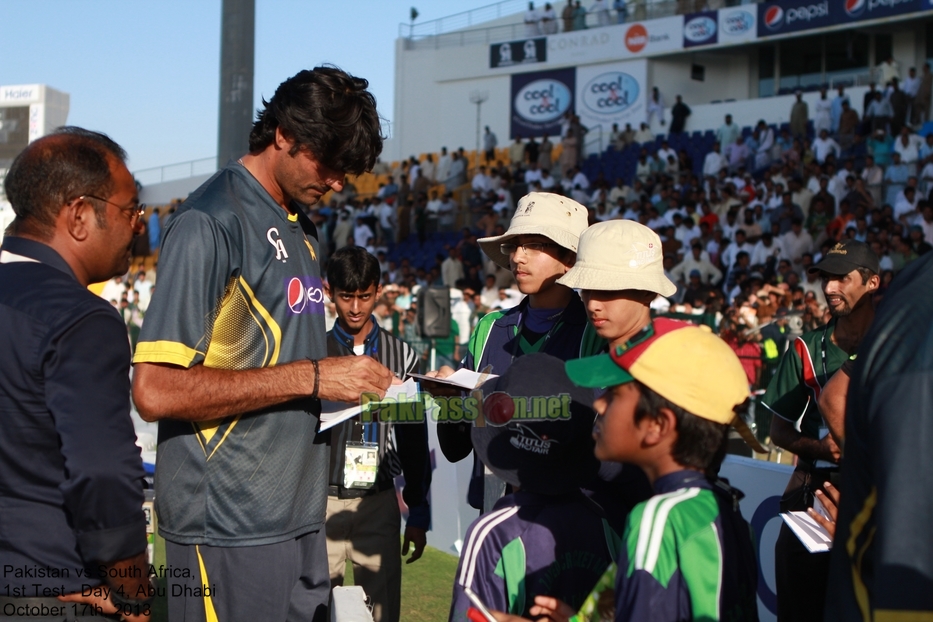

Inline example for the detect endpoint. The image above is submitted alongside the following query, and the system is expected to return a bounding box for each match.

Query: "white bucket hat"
[478,192,589,269]
[557,220,676,297]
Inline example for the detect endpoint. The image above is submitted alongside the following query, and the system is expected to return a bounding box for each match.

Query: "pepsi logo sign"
[853,0,914,13]
[763,2,829,30]
[844,0,866,16]
[763,5,784,29]
[625,24,648,53]
[722,10,754,35]
[684,16,717,43]
[514,79,572,123]
[582,72,640,115]
[286,276,325,315]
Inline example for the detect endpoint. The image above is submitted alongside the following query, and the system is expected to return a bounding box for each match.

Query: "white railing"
[400,0,766,51]
[133,156,218,187]
[399,0,526,39]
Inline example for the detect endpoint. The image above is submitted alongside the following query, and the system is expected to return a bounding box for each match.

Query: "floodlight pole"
[217,0,255,166]
[469,91,489,165]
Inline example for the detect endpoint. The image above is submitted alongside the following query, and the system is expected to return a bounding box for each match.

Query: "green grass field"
[148,536,458,621]
[343,541,459,622]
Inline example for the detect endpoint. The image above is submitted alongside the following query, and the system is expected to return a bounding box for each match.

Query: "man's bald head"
[4,127,127,239]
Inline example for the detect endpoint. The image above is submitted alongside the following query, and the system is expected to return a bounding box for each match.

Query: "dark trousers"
[165,529,330,622]
[775,524,831,621]
[774,465,835,622]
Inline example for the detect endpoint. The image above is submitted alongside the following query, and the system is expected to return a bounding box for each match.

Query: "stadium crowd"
[105,79,933,399]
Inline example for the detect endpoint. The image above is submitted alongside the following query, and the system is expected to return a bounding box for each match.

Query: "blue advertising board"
[510,68,576,139]
[683,11,719,47]
[757,0,929,37]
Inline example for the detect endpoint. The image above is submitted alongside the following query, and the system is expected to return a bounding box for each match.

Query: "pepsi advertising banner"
[510,68,575,139]
[490,37,547,69]
[758,0,928,37]
[683,11,718,48]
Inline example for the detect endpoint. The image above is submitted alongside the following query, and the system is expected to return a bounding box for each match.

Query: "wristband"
[310,359,320,398]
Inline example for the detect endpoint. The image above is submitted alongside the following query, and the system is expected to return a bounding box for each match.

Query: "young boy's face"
[581,289,653,347]
[329,284,379,334]
[507,234,573,296]
[593,382,646,463]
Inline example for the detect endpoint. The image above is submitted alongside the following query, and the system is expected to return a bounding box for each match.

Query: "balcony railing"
[133,156,218,187]
[400,0,765,51]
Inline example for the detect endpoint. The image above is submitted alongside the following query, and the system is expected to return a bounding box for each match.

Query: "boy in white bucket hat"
[429,192,604,512]
[555,219,680,532]
[558,219,676,351]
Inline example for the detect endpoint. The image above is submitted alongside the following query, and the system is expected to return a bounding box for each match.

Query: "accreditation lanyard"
[334,319,380,444]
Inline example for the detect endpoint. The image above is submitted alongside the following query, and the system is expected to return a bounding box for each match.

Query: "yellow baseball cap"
[565,318,764,452]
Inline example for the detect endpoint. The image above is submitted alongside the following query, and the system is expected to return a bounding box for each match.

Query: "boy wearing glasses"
[431,192,601,511]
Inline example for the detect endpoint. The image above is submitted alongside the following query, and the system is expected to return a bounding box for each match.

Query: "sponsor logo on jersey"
[582,72,640,115]
[514,79,572,123]
[625,24,648,52]
[722,10,754,35]
[267,227,288,262]
[285,276,325,315]
[509,423,557,455]
[684,15,717,43]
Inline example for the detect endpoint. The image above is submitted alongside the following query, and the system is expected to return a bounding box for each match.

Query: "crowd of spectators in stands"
[107,62,933,397]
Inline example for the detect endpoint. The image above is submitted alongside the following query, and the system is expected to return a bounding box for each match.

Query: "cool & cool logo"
[582,72,640,115]
[722,10,754,35]
[514,79,572,123]
[684,16,717,43]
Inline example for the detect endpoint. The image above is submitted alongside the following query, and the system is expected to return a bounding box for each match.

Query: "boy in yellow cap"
[565,318,760,621]
[484,319,761,622]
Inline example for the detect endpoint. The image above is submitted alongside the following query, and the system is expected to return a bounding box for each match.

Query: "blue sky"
[3,0,480,172]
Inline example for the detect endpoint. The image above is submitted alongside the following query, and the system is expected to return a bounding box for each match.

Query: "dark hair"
[326,246,380,293]
[5,126,127,238]
[633,381,729,476]
[248,66,383,175]
[855,266,877,285]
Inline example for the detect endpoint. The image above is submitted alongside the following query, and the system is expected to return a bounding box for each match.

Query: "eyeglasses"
[80,195,146,225]
[500,241,560,256]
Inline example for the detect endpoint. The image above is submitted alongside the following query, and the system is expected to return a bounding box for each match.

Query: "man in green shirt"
[763,239,880,622]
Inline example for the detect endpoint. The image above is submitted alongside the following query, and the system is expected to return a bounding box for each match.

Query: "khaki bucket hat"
[557,220,676,297]
[478,192,589,269]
